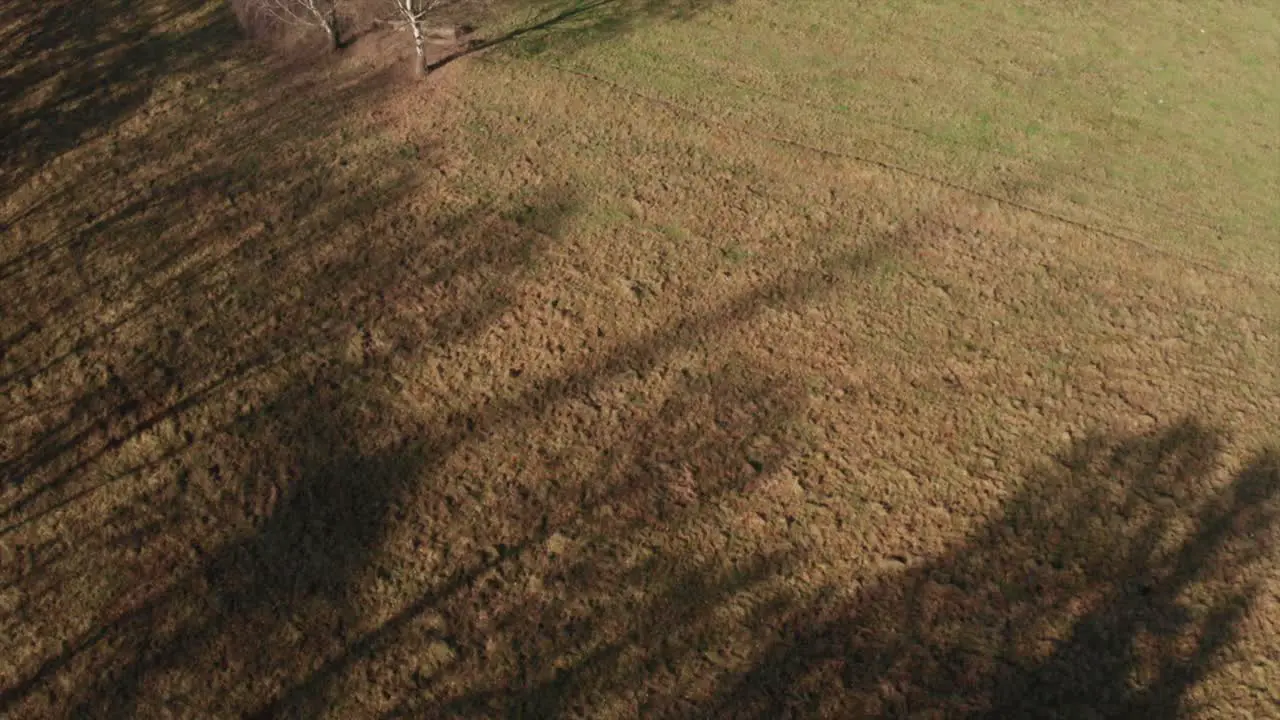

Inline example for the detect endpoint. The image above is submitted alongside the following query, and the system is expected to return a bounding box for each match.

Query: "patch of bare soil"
[2,3,1279,718]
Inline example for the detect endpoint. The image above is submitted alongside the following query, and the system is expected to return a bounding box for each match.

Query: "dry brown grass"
[3,0,1280,717]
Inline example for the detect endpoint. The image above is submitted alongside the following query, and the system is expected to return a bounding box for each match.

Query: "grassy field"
[492,0,1280,275]
[3,0,1280,717]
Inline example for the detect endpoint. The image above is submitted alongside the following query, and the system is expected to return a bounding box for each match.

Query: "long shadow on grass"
[0,18,589,715]
[2,2,854,712]
[2,211,895,717]
[0,55,424,519]
[0,0,239,205]
[428,0,731,71]
[0,178,583,715]
[707,420,1280,717]
[233,226,895,716]
[263,362,808,718]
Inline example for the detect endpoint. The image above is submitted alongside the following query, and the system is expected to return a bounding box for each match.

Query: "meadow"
[2,0,1278,715]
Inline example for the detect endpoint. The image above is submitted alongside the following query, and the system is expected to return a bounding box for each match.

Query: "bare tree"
[387,0,444,75]
[240,0,344,50]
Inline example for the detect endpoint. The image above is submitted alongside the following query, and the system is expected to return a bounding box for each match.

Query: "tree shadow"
[708,420,1280,717]
[257,363,806,718]
[0,0,240,202]
[5,2,869,712]
[2,192,897,717]
[252,239,898,718]
[421,370,803,718]
[12,5,1265,717]
[427,0,731,70]
[2,362,431,716]
[0,11,590,715]
[1,60,409,515]
[0,176,583,713]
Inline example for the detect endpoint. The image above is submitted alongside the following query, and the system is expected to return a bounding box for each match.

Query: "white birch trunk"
[393,0,435,76]
[324,6,341,49]
[410,16,426,73]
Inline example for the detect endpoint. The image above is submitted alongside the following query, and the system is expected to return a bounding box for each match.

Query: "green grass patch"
[495,0,1280,277]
